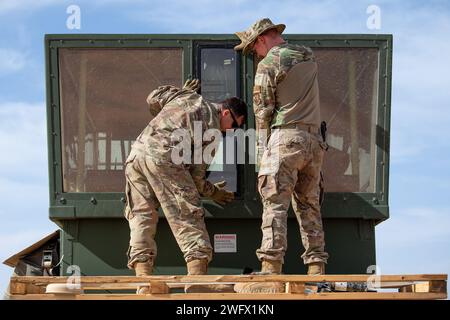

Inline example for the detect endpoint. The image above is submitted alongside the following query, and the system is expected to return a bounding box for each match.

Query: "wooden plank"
[9,279,46,295]
[376,281,415,288]
[414,280,447,294]
[80,281,425,291]
[9,281,27,295]
[286,282,305,294]
[429,280,447,293]
[10,274,448,285]
[399,285,413,293]
[9,274,447,301]
[150,281,170,294]
[9,292,447,301]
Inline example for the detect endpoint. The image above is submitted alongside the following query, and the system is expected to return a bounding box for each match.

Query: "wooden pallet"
[8,274,447,300]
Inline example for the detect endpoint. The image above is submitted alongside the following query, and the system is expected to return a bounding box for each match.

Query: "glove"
[210,180,234,206]
[183,78,201,93]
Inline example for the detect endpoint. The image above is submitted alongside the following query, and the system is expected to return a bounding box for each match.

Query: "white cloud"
[375,207,450,277]
[0,102,47,179]
[0,49,27,75]
[0,103,52,296]
[0,177,49,219]
[376,207,450,247]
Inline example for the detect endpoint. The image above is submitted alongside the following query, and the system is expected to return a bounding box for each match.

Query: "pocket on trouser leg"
[123,156,137,221]
[124,180,134,220]
[258,175,279,203]
[174,186,204,219]
[261,215,275,250]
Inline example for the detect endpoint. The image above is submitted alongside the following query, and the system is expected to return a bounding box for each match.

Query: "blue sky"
[1,0,449,295]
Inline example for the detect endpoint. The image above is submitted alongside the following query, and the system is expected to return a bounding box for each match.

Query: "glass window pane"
[59,48,183,192]
[200,48,239,193]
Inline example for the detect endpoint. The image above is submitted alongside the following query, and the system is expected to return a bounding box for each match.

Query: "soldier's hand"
[214,180,227,189]
[211,181,234,206]
[183,78,201,92]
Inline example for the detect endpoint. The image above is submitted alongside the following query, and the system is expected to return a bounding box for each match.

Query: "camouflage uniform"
[254,43,329,265]
[125,86,221,269]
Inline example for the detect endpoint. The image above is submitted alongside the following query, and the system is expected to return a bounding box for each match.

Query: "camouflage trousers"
[256,128,329,265]
[124,150,212,269]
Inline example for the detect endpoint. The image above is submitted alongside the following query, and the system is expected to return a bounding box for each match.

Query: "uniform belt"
[273,123,320,134]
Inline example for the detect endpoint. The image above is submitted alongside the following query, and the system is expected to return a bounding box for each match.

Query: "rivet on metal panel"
[372,197,379,204]
[90,197,97,205]
[59,198,66,204]
[120,197,126,203]
[315,40,320,45]
[50,74,55,78]
[380,161,385,165]
[53,161,58,166]
[52,103,56,108]
[345,40,350,45]
[384,74,387,78]
[60,40,64,44]
[177,40,181,44]
[52,132,57,136]
[147,39,152,44]
[89,40,94,44]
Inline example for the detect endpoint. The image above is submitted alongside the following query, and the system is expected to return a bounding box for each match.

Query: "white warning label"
[214,234,237,253]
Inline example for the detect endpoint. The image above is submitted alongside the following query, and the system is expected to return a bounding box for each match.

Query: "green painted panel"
[61,218,375,276]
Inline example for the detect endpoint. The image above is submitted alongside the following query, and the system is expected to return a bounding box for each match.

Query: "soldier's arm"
[147,80,201,117]
[147,86,181,117]
[253,62,277,165]
[189,164,217,197]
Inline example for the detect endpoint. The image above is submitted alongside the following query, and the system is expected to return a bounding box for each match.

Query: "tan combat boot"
[184,259,234,293]
[261,259,282,274]
[307,262,325,275]
[233,260,285,294]
[135,262,153,294]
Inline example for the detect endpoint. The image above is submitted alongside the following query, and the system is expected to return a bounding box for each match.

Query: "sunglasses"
[225,107,243,129]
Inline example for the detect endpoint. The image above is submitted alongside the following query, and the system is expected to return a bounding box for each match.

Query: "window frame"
[45,34,392,222]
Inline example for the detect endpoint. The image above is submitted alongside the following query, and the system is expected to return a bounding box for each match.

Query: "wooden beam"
[9,279,46,295]
[8,292,448,301]
[10,274,448,284]
[285,282,305,294]
[150,281,170,294]
[414,280,447,294]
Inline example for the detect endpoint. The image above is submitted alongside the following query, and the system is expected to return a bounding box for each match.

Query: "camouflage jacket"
[130,86,222,197]
[253,42,317,161]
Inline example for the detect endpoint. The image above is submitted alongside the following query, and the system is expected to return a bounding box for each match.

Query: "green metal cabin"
[44,34,392,276]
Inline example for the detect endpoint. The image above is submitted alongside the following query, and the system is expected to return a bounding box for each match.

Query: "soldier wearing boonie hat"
[234,18,286,55]
[234,18,329,294]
